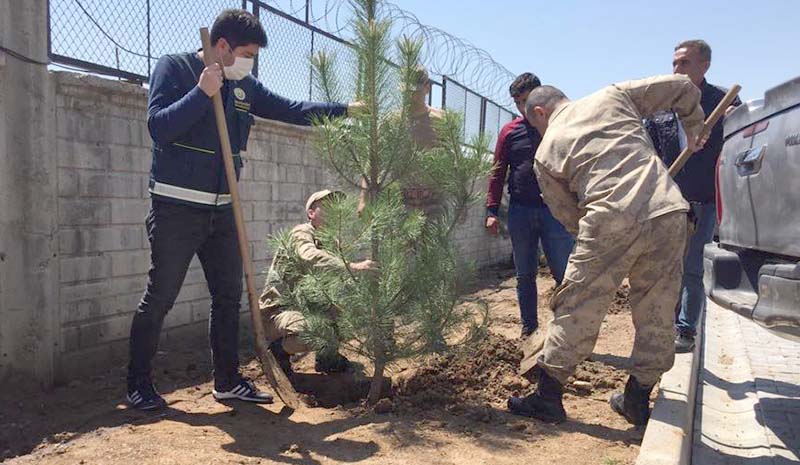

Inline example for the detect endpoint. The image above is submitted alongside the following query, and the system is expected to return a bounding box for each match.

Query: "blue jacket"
[147,52,347,208]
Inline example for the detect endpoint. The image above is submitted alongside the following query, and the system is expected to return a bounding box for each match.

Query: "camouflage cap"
[305,189,343,211]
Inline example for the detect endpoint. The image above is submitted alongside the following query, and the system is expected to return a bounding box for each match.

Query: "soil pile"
[394,334,527,408]
[608,283,631,314]
[394,333,626,411]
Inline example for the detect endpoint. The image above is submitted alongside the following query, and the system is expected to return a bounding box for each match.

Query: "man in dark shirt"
[485,73,574,338]
[666,40,742,353]
[126,9,358,410]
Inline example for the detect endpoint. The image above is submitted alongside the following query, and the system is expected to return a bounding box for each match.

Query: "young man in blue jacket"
[126,9,359,410]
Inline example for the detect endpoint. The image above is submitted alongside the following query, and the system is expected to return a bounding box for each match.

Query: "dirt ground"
[2,266,643,465]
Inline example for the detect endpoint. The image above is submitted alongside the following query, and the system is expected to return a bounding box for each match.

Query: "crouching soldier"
[259,190,378,376]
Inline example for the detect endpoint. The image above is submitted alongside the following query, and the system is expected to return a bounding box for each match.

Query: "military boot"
[610,376,655,426]
[314,351,351,374]
[269,339,294,379]
[507,367,567,423]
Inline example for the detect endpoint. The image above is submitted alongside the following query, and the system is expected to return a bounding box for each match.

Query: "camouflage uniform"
[522,75,703,387]
[259,220,345,355]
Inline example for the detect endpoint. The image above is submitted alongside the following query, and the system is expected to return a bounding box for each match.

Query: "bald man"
[508,75,703,425]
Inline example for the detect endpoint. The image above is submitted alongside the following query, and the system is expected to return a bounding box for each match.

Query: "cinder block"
[78,313,133,347]
[57,138,109,170]
[191,299,212,323]
[109,144,152,173]
[175,282,211,303]
[59,226,143,254]
[272,183,304,202]
[110,250,151,277]
[240,181,272,201]
[110,198,150,224]
[107,116,142,147]
[58,199,111,225]
[62,292,142,324]
[141,124,153,147]
[60,275,145,303]
[183,266,207,286]
[60,325,80,353]
[240,202,253,221]
[163,302,193,329]
[244,140,270,162]
[251,241,272,261]
[58,169,79,197]
[59,255,111,283]
[80,172,142,198]
[245,221,270,241]
[283,164,307,184]
[252,161,281,182]
[274,143,302,165]
[251,201,274,221]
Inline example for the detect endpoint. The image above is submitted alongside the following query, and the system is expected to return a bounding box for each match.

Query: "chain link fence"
[48,0,516,145]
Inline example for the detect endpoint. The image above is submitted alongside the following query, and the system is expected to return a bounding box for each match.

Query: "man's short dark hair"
[509,73,542,98]
[524,85,568,117]
[675,39,711,62]
[211,9,268,48]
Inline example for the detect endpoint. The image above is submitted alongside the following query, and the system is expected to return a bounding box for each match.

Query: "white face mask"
[224,56,254,81]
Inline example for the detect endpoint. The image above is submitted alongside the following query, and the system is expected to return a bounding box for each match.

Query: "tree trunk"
[367,358,386,405]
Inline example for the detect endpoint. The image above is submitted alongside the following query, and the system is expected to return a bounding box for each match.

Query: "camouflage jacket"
[258,222,345,313]
[534,74,700,235]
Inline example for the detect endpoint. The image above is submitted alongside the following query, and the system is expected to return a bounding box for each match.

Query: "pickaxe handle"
[668,84,741,177]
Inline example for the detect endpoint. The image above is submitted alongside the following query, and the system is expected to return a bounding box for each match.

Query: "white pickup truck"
[704,76,800,341]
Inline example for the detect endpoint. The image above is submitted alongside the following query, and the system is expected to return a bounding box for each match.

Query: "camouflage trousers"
[262,308,309,355]
[523,211,688,387]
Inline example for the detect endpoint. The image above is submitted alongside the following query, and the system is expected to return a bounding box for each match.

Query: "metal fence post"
[252,1,260,78]
[146,0,151,78]
[308,30,315,100]
[441,76,447,110]
[479,97,487,138]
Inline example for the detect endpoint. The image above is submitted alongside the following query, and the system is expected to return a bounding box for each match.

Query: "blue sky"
[397,0,799,102]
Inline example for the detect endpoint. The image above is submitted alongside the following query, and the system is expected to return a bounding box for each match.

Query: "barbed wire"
[51,0,517,112]
[268,0,517,108]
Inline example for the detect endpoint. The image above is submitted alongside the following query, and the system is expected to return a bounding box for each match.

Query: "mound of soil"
[394,334,526,408]
[608,283,631,314]
[394,333,625,411]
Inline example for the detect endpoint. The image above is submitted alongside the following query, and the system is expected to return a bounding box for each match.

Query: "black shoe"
[269,339,294,378]
[610,376,655,426]
[126,379,167,411]
[507,367,566,423]
[212,377,273,404]
[674,333,695,354]
[521,325,537,339]
[315,352,351,374]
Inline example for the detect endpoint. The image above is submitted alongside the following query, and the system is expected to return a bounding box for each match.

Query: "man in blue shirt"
[126,9,358,410]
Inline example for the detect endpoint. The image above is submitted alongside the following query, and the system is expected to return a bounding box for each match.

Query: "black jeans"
[127,199,243,391]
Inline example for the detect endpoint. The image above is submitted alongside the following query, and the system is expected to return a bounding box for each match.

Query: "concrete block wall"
[47,71,511,382]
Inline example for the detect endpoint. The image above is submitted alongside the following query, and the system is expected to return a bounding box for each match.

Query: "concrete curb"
[635,319,703,465]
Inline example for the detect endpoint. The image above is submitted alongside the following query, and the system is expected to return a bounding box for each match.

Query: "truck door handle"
[735,145,767,176]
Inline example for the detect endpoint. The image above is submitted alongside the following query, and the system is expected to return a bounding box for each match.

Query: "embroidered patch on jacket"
[234,88,246,100]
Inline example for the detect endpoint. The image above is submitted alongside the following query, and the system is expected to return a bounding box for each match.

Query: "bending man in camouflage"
[508,75,703,425]
[259,190,378,375]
